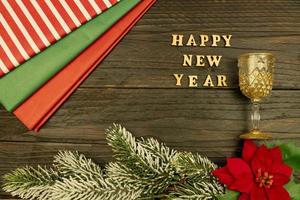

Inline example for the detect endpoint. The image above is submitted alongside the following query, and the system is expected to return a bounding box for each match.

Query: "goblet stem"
[251,102,260,131]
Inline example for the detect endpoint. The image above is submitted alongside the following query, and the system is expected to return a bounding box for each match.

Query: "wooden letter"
[217,75,228,87]
[203,75,214,87]
[200,35,209,47]
[174,74,184,86]
[196,55,205,67]
[189,75,198,87]
[207,55,222,67]
[212,35,221,47]
[171,34,184,46]
[222,35,232,47]
[183,54,193,67]
[186,34,197,46]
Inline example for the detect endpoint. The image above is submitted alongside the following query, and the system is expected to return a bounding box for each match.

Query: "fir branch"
[107,161,173,198]
[140,137,177,170]
[3,124,224,200]
[50,176,142,200]
[106,162,141,186]
[3,166,60,200]
[168,181,224,200]
[106,124,178,195]
[106,124,153,172]
[52,151,143,200]
[169,152,224,199]
[54,151,104,183]
[172,152,217,176]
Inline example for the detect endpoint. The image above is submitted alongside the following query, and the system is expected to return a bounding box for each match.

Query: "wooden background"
[0,0,300,199]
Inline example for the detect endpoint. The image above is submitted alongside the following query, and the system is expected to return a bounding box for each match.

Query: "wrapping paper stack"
[0,0,156,131]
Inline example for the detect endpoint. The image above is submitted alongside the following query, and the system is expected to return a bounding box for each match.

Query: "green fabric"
[0,0,140,112]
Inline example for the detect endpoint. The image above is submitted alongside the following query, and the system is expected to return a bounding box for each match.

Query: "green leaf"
[279,143,300,172]
[285,181,300,200]
[217,189,239,200]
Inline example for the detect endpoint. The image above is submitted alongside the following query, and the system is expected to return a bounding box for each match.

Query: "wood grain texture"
[81,0,300,89]
[0,0,300,199]
[1,89,300,143]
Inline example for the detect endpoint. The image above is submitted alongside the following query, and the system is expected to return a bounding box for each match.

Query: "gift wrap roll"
[0,0,140,112]
[14,0,156,131]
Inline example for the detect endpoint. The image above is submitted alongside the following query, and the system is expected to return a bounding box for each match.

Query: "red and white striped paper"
[0,0,119,77]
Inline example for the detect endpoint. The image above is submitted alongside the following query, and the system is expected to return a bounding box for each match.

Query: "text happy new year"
[171,34,232,88]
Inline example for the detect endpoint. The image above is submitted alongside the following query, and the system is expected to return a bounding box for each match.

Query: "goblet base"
[240,130,272,140]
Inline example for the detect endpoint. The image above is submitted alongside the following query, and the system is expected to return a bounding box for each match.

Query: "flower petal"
[212,166,234,186]
[250,185,267,200]
[227,158,253,178]
[224,158,254,193]
[270,147,283,164]
[242,140,258,164]
[229,174,254,193]
[273,163,292,176]
[267,186,291,200]
[273,173,291,186]
[272,164,292,185]
[239,193,250,200]
[251,145,272,172]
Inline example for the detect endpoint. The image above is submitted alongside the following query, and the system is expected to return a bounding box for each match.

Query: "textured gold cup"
[238,53,275,139]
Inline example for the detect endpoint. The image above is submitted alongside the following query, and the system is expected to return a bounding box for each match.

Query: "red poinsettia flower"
[212,140,292,200]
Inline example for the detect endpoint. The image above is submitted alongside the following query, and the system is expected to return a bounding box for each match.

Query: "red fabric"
[212,140,292,200]
[14,0,156,131]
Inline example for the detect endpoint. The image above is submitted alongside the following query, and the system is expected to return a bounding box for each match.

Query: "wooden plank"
[77,0,300,89]
[1,89,300,144]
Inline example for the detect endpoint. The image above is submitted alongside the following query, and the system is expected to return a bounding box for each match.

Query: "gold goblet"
[238,53,275,139]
